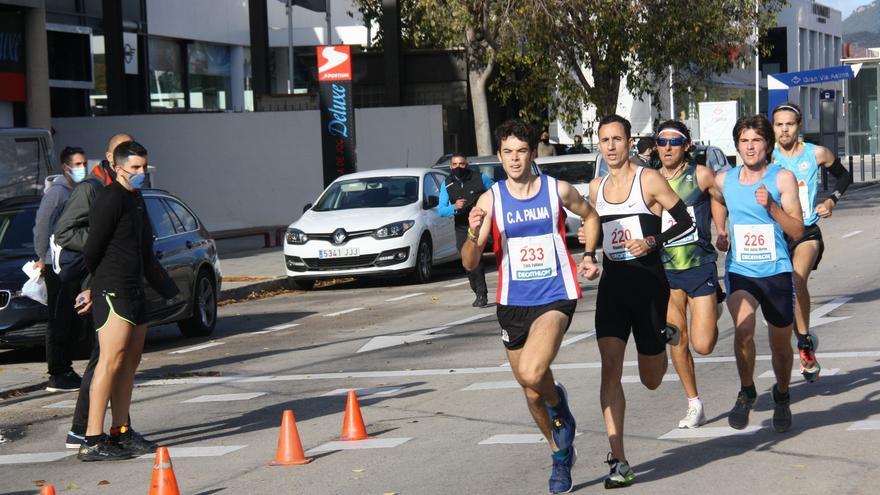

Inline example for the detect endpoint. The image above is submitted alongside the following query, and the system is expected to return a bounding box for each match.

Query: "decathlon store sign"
[317,45,357,187]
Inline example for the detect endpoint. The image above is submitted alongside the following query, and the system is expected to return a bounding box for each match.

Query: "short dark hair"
[636,137,655,154]
[772,102,802,125]
[113,140,148,167]
[450,152,467,161]
[732,114,775,162]
[597,114,632,139]
[60,146,86,166]
[494,119,537,150]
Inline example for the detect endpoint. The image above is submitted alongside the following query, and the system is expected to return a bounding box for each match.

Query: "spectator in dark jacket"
[33,146,88,392]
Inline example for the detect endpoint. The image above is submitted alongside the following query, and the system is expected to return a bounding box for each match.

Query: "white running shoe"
[678,402,706,429]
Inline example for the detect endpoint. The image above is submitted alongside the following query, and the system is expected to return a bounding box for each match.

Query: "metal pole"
[326,0,332,45]
[754,0,760,114]
[286,0,293,94]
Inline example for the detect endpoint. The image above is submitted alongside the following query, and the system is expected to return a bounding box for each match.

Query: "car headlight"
[286,228,309,245]
[373,220,415,239]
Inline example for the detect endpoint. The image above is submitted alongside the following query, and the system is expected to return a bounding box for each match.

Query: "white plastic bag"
[21,260,48,305]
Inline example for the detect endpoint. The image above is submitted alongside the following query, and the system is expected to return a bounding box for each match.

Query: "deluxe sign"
[317,45,356,186]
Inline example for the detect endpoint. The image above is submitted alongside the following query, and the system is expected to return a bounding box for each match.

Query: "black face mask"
[451,167,469,179]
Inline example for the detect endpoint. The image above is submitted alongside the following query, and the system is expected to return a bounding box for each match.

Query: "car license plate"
[318,247,360,259]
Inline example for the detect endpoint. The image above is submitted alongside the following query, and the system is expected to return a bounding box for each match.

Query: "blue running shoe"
[549,447,577,494]
[546,382,576,451]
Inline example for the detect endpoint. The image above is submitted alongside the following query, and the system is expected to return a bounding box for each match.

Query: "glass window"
[539,161,595,184]
[423,174,441,202]
[144,198,177,238]
[165,199,199,232]
[149,37,185,112]
[188,42,231,111]
[313,177,420,211]
[798,28,806,70]
[0,208,37,254]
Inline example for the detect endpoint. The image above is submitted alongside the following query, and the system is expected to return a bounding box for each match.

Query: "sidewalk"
[0,245,291,399]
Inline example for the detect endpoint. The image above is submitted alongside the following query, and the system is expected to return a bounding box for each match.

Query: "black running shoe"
[472,294,489,308]
[111,428,158,456]
[46,371,82,392]
[771,384,792,433]
[77,439,133,461]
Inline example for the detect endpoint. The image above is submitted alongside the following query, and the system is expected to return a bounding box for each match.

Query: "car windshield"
[312,176,420,211]
[0,208,37,256]
[539,161,595,184]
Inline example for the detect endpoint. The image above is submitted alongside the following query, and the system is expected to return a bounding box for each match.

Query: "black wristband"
[583,251,597,262]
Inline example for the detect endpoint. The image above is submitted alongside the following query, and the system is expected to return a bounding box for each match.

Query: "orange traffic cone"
[339,389,370,441]
[39,485,55,495]
[270,410,312,465]
[148,447,180,495]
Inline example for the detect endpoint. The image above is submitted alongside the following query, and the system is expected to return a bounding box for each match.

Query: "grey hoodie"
[33,174,73,262]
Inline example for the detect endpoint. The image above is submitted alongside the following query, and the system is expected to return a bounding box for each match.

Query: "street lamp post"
[286,0,294,94]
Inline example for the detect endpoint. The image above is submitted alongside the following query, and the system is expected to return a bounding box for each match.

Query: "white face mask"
[70,167,87,183]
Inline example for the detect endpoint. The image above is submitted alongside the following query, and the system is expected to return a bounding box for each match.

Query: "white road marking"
[757,368,839,379]
[561,330,596,347]
[621,375,679,383]
[659,426,762,439]
[385,293,424,302]
[841,230,863,239]
[181,392,267,403]
[306,437,412,454]
[324,308,364,317]
[143,351,880,386]
[461,381,520,391]
[0,452,73,465]
[847,420,880,431]
[320,386,401,397]
[169,341,224,354]
[136,445,247,459]
[252,323,300,335]
[442,280,470,288]
[43,400,77,409]
[357,314,492,353]
[138,377,238,387]
[811,296,853,328]
[479,434,546,444]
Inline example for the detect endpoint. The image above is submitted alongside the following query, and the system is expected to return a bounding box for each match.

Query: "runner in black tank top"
[584,115,694,489]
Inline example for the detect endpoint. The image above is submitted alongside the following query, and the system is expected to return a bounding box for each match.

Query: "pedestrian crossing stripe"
[181,393,267,403]
[305,438,411,454]
[757,368,839,379]
[478,432,583,444]
[320,387,401,397]
[0,452,73,465]
[621,375,679,383]
[847,420,880,431]
[461,381,519,391]
[135,445,247,459]
[658,426,762,439]
[42,400,78,409]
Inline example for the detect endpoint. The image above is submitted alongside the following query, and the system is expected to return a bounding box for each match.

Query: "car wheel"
[292,278,316,290]
[409,236,433,283]
[178,269,217,337]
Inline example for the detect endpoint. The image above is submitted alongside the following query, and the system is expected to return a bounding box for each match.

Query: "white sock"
[688,396,702,409]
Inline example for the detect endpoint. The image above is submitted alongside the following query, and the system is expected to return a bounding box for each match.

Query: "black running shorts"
[666,262,719,299]
[496,299,577,350]
[786,223,824,270]
[92,291,147,331]
[726,272,794,328]
[595,265,670,356]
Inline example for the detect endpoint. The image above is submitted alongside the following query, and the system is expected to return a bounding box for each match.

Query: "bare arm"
[772,169,806,240]
[697,165,729,249]
[461,191,494,272]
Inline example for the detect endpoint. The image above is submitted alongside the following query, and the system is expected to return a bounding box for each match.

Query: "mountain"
[843,0,880,47]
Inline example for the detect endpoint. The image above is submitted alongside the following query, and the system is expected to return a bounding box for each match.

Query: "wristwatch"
[583,251,597,263]
[644,236,657,251]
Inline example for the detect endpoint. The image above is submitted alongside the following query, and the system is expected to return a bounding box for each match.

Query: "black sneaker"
[46,371,82,392]
[65,431,85,449]
[111,428,158,456]
[771,384,792,433]
[472,294,489,308]
[77,438,133,461]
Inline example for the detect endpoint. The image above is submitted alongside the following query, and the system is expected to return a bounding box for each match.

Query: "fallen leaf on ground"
[98,480,110,485]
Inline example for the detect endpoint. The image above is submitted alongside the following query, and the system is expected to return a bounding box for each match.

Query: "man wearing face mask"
[33,146,88,392]
[439,154,494,307]
[538,130,557,157]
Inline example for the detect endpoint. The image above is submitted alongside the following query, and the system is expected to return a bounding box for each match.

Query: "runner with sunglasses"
[770,102,852,382]
[654,121,728,429]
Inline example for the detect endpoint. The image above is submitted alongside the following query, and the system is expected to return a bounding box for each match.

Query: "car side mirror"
[424,196,439,209]
[302,203,312,213]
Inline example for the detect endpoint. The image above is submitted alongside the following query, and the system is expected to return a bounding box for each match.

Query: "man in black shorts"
[463,119,600,493]
[586,115,693,488]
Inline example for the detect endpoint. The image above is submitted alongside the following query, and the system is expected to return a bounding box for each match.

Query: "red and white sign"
[317,45,352,82]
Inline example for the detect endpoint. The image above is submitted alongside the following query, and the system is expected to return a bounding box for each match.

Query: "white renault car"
[284,168,458,288]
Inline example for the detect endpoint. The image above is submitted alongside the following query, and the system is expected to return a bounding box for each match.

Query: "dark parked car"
[691,145,732,173]
[0,189,222,348]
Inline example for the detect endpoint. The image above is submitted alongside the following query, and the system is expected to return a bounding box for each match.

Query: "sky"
[836,0,874,19]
